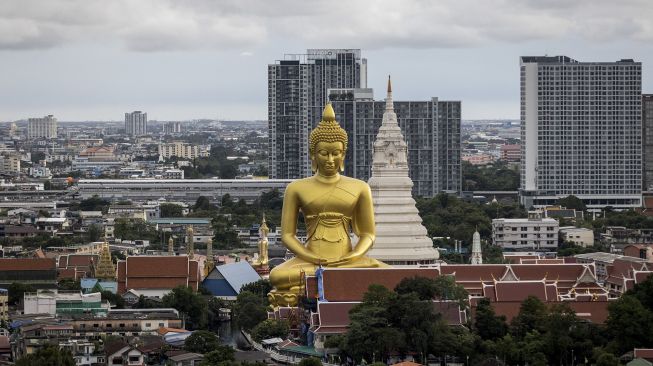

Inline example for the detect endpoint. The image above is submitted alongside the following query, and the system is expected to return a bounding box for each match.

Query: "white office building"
[28,115,57,139]
[492,212,559,250]
[520,56,642,210]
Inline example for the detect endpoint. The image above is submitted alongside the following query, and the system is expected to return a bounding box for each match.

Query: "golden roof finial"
[322,103,336,122]
[387,75,392,93]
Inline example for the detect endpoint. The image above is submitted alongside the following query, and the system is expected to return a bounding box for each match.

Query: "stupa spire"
[367,78,439,265]
[186,225,194,259]
[204,237,214,277]
[95,238,116,280]
[471,229,483,265]
[385,75,394,112]
[168,235,174,256]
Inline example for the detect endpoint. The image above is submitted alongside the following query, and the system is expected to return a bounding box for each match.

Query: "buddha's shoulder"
[337,176,370,193]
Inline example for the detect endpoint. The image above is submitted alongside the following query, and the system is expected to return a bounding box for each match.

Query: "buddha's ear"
[311,156,317,173]
[339,160,345,172]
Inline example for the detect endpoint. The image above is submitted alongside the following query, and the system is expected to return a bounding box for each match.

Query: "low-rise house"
[35,217,70,234]
[0,224,38,241]
[559,227,595,247]
[169,352,203,366]
[624,244,653,261]
[492,211,559,250]
[105,341,145,366]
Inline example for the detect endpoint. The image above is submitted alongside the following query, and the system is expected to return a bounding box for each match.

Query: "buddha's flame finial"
[322,103,336,122]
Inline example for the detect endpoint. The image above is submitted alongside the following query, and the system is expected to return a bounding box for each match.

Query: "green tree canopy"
[233,291,268,331]
[474,298,508,341]
[16,345,75,366]
[251,319,290,342]
[184,330,221,354]
[199,345,236,365]
[160,203,184,217]
[558,195,587,211]
[163,286,208,330]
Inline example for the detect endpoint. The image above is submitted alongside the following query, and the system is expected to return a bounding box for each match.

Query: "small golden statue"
[253,215,270,267]
[268,103,386,307]
[186,225,194,259]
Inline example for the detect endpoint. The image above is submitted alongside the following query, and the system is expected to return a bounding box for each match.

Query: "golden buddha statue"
[253,214,269,267]
[268,103,386,307]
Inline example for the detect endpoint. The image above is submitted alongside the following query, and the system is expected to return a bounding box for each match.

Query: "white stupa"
[471,229,483,265]
[367,77,440,265]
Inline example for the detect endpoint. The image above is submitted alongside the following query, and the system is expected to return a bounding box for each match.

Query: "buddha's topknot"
[309,103,348,154]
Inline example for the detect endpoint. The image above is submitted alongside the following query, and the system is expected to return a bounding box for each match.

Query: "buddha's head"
[309,103,348,176]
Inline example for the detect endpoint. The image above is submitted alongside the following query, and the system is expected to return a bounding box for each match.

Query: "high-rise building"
[28,115,57,139]
[331,88,461,197]
[164,122,182,134]
[643,94,653,190]
[268,49,367,179]
[520,56,642,209]
[125,111,147,136]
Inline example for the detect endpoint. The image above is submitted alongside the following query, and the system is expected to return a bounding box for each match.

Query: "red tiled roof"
[67,255,97,267]
[488,300,610,324]
[321,268,439,302]
[126,256,189,277]
[494,281,547,302]
[634,349,653,360]
[0,258,55,271]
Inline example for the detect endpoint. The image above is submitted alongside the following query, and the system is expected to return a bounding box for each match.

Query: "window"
[145,323,151,327]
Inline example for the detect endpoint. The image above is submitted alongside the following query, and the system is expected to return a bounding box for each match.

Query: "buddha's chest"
[297,185,359,216]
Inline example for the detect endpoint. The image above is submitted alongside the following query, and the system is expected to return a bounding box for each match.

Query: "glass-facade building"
[268,49,367,179]
[331,89,461,197]
[520,56,642,209]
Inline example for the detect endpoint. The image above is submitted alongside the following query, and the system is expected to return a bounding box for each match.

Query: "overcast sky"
[1,0,652,121]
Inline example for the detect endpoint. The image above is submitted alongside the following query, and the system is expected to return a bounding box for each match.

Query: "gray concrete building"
[268,49,367,179]
[492,212,559,250]
[520,56,642,209]
[643,94,653,190]
[331,88,461,197]
[125,111,147,136]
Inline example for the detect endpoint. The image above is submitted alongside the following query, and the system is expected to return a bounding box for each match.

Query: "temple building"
[367,77,440,265]
[116,256,200,297]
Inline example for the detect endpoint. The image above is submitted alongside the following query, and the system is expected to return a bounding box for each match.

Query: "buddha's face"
[313,141,344,176]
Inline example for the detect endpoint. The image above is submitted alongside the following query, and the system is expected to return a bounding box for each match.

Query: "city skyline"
[1,0,653,121]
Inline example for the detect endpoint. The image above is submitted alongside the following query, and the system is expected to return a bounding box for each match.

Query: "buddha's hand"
[295,249,327,265]
[326,252,361,266]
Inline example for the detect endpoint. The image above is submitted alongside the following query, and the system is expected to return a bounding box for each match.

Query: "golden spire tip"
[322,103,336,122]
[387,75,392,93]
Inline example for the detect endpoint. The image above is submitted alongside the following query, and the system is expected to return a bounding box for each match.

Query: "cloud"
[0,0,651,51]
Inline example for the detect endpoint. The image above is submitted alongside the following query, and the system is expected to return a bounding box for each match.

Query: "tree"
[233,291,268,331]
[101,290,125,309]
[8,282,35,305]
[87,224,103,242]
[240,279,272,299]
[606,294,653,354]
[558,195,587,211]
[194,196,214,211]
[199,345,236,365]
[510,296,547,339]
[16,345,75,366]
[79,195,110,212]
[595,353,619,366]
[58,279,81,291]
[297,358,322,366]
[163,286,208,330]
[474,298,508,340]
[184,330,221,354]
[160,203,184,217]
[212,216,241,249]
[251,319,289,342]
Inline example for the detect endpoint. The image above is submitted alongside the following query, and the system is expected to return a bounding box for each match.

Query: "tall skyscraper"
[268,49,367,179]
[331,88,461,197]
[125,111,147,136]
[28,115,57,139]
[643,94,653,190]
[520,56,642,209]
